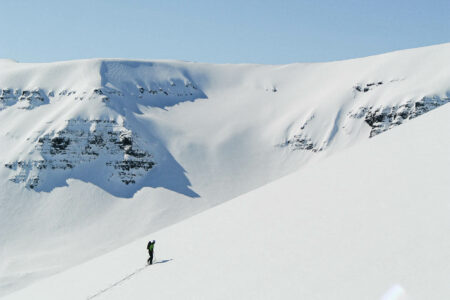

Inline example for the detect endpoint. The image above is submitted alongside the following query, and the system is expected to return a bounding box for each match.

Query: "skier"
[147,240,155,265]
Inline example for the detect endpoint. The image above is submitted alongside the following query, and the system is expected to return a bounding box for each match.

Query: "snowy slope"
[5,94,450,300]
[1,43,450,296]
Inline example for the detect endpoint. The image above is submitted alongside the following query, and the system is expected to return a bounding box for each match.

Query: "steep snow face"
[1,43,450,296]
[0,60,207,198]
[5,99,450,300]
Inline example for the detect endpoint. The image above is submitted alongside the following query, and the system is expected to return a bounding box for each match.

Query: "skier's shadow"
[153,259,173,265]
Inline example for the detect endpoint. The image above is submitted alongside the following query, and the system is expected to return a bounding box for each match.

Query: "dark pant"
[148,251,154,265]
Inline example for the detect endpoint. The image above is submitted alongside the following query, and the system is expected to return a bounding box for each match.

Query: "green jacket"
[147,241,155,251]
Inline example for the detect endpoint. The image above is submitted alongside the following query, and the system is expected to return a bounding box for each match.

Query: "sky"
[0,0,449,64]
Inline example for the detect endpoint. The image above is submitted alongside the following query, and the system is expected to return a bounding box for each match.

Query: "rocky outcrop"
[281,133,321,152]
[0,88,48,110]
[5,119,155,189]
[350,96,450,137]
[354,81,383,93]
[281,115,324,152]
[0,77,205,111]
[1,77,207,193]
[283,94,450,153]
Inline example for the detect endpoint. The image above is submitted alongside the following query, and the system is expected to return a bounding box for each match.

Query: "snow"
[1,43,450,297]
[4,96,450,300]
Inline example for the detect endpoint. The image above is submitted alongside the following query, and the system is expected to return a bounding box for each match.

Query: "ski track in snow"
[85,266,148,300]
[86,259,172,300]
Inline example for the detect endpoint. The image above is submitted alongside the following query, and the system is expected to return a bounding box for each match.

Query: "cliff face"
[283,95,450,152]
[0,60,207,197]
[0,88,49,110]
[359,96,450,137]
[5,119,155,189]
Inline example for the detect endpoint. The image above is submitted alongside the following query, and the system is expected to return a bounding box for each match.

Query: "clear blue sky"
[0,0,449,64]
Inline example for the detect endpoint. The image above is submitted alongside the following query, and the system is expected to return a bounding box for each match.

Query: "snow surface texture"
[5,93,450,300]
[1,43,450,297]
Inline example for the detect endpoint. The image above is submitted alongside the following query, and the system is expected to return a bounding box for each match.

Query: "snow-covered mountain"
[4,83,450,300]
[1,43,450,298]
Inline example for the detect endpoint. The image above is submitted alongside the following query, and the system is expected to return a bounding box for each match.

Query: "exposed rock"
[0,77,204,112]
[0,88,47,110]
[280,114,323,152]
[283,95,449,153]
[1,78,207,192]
[281,133,322,152]
[5,119,155,189]
[349,96,450,137]
[354,81,383,93]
